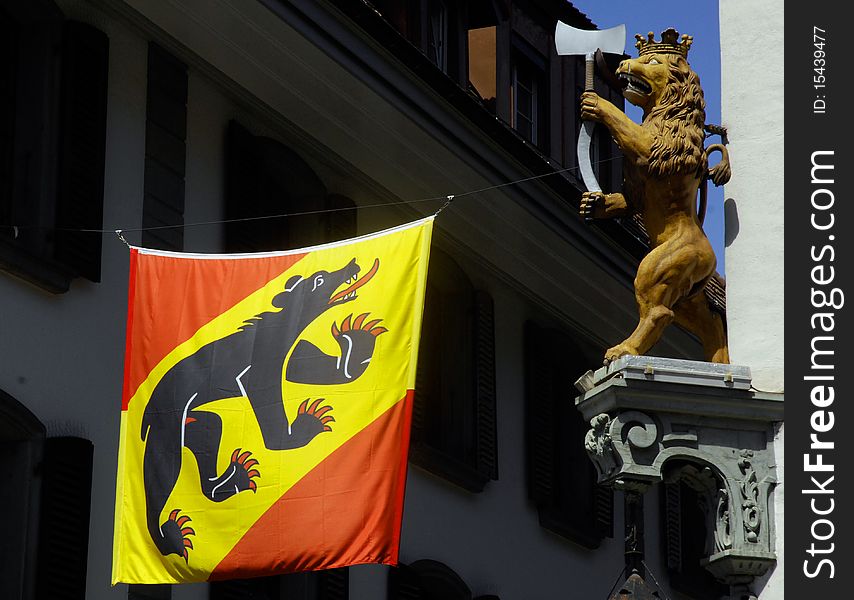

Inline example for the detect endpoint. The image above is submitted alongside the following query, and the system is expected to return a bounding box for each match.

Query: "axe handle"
[584,51,595,91]
[581,51,598,223]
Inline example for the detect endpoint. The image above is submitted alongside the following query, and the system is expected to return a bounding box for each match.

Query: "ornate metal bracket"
[575,357,782,589]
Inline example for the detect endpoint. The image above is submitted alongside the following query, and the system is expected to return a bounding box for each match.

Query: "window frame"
[509,36,548,151]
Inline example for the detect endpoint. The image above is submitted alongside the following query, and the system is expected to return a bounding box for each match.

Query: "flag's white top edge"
[131,215,435,259]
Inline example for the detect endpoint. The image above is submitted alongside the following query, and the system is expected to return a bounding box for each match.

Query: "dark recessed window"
[1,390,95,600]
[389,559,499,600]
[209,568,349,600]
[467,25,496,112]
[0,4,108,293]
[410,249,497,493]
[465,0,499,113]
[225,120,357,252]
[425,0,448,72]
[510,40,548,151]
[524,321,612,548]
[661,469,729,600]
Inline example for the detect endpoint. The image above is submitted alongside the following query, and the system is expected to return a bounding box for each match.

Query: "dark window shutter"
[411,342,429,446]
[209,575,281,599]
[54,20,108,282]
[142,43,187,251]
[388,565,423,600]
[661,477,728,600]
[473,290,497,480]
[595,484,614,538]
[129,584,172,600]
[209,579,254,600]
[524,321,611,548]
[224,120,260,252]
[34,436,94,600]
[408,250,495,492]
[0,11,16,227]
[225,120,332,253]
[524,322,555,504]
[663,481,682,571]
[318,568,349,600]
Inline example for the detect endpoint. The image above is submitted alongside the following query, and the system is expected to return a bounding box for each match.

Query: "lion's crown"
[635,27,693,58]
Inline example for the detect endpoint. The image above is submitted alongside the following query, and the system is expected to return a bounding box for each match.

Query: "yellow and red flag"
[113,217,433,584]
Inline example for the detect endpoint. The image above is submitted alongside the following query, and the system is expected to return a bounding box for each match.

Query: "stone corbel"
[575,357,783,589]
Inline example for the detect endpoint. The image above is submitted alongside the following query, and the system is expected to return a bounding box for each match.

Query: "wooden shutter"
[595,484,614,538]
[53,20,108,282]
[388,565,423,600]
[524,322,612,546]
[128,584,172,600]
[224,120,260,252]
[524,322,555,504]
[34,436,94,600]
[0,12,16,228]
[318,568,349,600]
[473,290,497,480]
[663,481,683,571]
[142,43,187,251]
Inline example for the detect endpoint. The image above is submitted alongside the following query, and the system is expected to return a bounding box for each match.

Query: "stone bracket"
[576,356,782,586]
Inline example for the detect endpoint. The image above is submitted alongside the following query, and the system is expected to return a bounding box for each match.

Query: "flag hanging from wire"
[112,216,434,584]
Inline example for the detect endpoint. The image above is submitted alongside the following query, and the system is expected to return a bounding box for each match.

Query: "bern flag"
[113,217,434,584]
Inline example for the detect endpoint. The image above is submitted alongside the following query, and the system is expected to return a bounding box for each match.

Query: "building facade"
[0,1,737,599]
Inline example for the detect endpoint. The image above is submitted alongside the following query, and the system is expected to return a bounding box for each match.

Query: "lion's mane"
[645,56,707,178]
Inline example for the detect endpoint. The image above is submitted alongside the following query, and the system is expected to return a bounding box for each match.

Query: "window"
[467,25,496,113]
[388,560,498,600]
[225,120,356,252]
[510,41,548,150]
[209,568,349,600]
[425,0,448,72]
[0,4,108,293]
[142,44,188,252]
[1,389,94,600]
[465,0,502,105]
[409,249,497,493]
[661,468,729,600]
[524,322,612,548]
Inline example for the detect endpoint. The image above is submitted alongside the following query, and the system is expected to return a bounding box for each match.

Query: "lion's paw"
[157,509,195,561]
[603,343,638,366]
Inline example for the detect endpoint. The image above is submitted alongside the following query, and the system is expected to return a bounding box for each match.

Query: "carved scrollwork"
[738,450,762,543]
[584,413,618,480]
[714,487,733,552]
[619,410,658,449]
[673,464,733,554]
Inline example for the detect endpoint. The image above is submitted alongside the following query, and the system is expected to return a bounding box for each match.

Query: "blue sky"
[569,0,725,272]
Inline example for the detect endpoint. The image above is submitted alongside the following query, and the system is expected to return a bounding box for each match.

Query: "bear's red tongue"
[329,258,380,304]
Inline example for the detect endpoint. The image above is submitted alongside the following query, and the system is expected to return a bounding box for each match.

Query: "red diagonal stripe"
[209,391,414,580]
[123,252,307,408]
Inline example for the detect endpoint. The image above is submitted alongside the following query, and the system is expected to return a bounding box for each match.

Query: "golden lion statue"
[579,28,730,364]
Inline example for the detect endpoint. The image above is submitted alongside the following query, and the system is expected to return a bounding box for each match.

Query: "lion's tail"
[698,143,732,226]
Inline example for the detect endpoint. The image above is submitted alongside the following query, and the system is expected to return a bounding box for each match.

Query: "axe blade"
[555,21,626,56]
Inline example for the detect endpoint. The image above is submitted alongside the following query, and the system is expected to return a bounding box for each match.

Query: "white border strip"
[132,215,436,259]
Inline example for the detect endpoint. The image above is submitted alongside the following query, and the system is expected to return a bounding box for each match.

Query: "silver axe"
[555,21,626,202]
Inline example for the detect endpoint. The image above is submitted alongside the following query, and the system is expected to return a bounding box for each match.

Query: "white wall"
[720,2,784,599]
[719,0,784,394]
